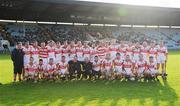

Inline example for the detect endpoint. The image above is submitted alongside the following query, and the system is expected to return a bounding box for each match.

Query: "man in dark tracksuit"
[68,55,82,80]
[11,42,24,82]
[81,57,92,79]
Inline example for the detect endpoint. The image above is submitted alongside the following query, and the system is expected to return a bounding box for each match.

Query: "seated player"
[92,56,102,80]
[37,59,47,80]
[57,56,69,80]
[24,57,38,82]
[81,57,93,80]
[102,53,113,80]
[122,55,135,80]
[113,53,123,79]
[135,54,147,79]
[145,56,159,81]
[45,58,58,80]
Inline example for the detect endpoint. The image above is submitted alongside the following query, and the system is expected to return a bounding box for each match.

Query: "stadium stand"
[0,22,180,49]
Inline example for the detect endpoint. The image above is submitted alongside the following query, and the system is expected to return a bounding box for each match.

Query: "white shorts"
[124,69,133,76]
[25,72,37,77]
[24,55,30,66]
[114,67,123,74]
[157,56,166,64]
[59,70,67,75]
[137,69,145,75]
[32,55,39,64]
[133,55,139,63]
[55,55,61,64]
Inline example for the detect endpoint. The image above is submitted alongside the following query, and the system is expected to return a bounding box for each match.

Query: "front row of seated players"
[24,53,162,83]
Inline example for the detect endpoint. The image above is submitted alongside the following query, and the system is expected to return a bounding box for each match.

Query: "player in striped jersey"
[39,42,48,65]
[47,40,56,63]
[55,41,62,64]
[30,41,39,64]
[157,41,168,79]
[92,56,102,79]
[37,59,47,80]
[76,41,84,61]
[22,41,31,66]
[102,53,113,80]
[57,56,69,80]
[83,42,91,61]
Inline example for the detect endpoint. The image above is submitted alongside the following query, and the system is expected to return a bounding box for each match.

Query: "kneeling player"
[57,56,69,80]
[37,59,47,80]
[92,56,102,80]
[135,54,147,79]
[122,55,135,80]
[113,53,123,79]
[145,56,159,81]
[24,57,38,82]
[102,53,113,80]
[45,58,58,80]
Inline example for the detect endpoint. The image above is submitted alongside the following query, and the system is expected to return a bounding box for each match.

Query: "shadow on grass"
[0,80,178,106]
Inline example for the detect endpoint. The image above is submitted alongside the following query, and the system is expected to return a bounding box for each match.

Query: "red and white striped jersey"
[140,46,149,54]
[58,61,68,71]
[135,60,147,70]
[37,64,47,72]
[96,46,107,59]
[46,64,56,72]
[47,46,55,58]
[22,46,31,56]
[157,46,168,56]
[113,58,123,68]
[25,63,37,72]
[102,59,113,70]
[69,47,76,57]
[39,47,48,58]
[55,47,62,56]
[30,46,39,56]
[62,46,69,57]
[149,47,158,57]
[92,60,101,71]
[76,46,83,57]
[133,48,140,55]
[123,60,134,70]
[147,61,157,70]
[83,47,91,58]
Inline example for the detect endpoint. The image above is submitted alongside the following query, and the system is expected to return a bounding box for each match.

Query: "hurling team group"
[21,40,168,82]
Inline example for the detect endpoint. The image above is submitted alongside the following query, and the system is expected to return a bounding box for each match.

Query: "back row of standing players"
[23,40,168,80]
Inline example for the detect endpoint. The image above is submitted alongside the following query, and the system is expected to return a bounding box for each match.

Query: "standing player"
[47,40,56,63]
[149,41,158,60]
[113,53,124,79]
[57,56,69,80]
[140,41,149,61]
[76,41,84,61]
[109,40,118,59]
[22,41,31,66]
[62,41,70,62]
[69,41,77,61]
[39,42,48,65]
[96,42,107,60]
[55,41,62,64]
[83,42,91,61]
[30,41,39,64]
[157,41,168,79]
[117,42,126,61]
[133,43,140,62]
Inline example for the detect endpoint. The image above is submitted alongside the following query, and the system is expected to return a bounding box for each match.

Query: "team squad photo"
[11,40,168,83]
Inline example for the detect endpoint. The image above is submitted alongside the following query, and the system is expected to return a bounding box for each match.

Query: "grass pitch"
[0,51,180,106]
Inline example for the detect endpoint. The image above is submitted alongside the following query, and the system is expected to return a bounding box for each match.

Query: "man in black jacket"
[81,57,92,80]
[11,42,24,82]
[68,55,82,80]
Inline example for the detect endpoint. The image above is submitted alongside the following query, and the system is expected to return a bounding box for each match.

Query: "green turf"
[0,51,180,106]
